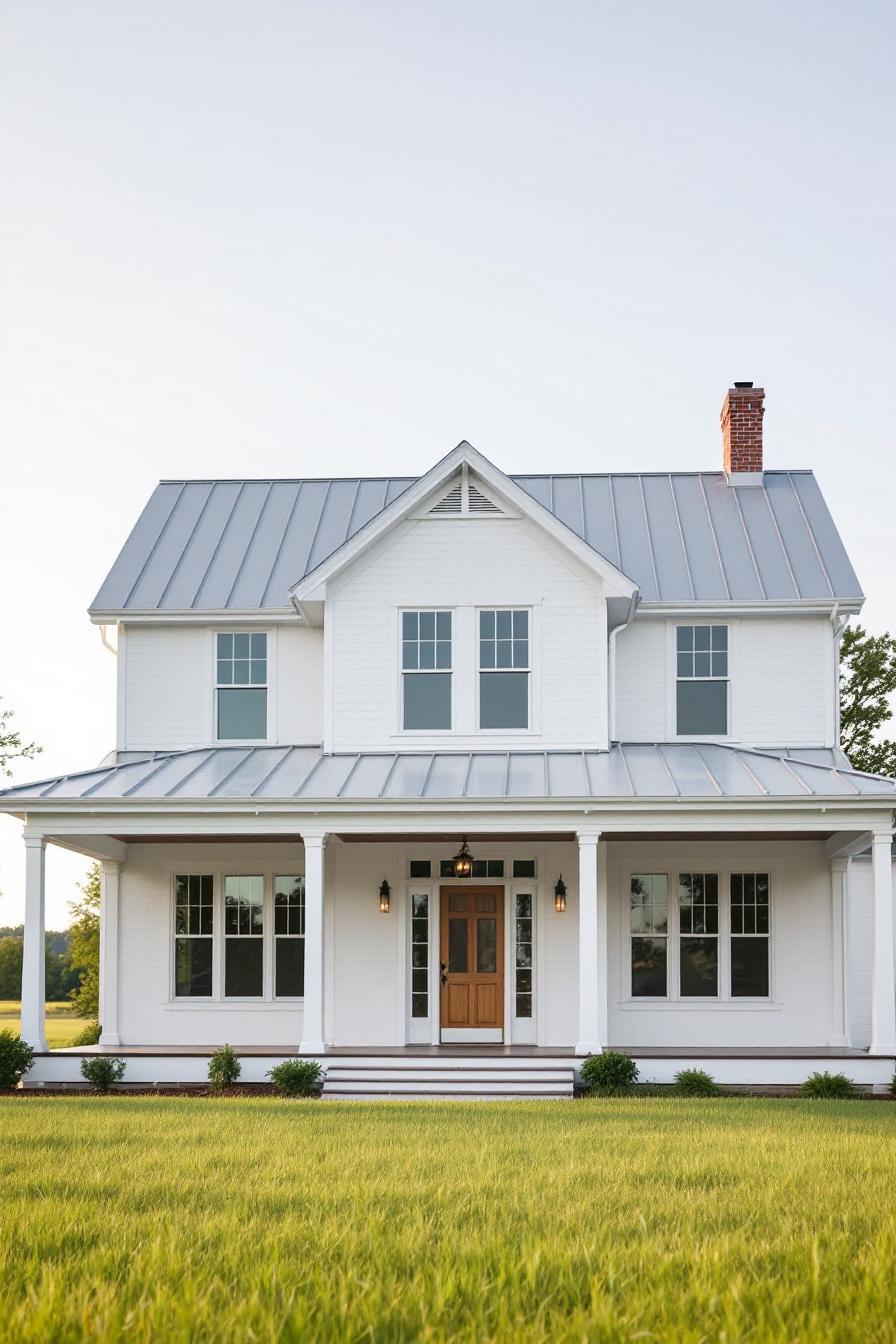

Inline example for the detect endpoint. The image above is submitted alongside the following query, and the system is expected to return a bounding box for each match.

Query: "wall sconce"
[451,837,474,880]
[554,876,567,913]
[379,879,391,913]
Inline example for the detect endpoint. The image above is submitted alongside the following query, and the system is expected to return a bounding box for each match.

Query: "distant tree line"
[0,927,78,1000]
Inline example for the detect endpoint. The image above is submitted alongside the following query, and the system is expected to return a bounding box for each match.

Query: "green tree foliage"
[67,865,100,1020]
[0,929,78,1001]
[840,625,896,777]
[0,699,40,777]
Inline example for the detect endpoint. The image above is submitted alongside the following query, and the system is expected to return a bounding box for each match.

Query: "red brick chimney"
[721,382,765,477]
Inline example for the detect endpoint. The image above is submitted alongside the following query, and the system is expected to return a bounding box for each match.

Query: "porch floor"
[48,1043,873,1058]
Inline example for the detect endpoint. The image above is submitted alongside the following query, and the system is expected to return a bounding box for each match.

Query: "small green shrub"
[674,1068,720,1097]
[0,1031,35,1088]
[891,1071,896,1098]
[580,1051,639,1095]
[800,1071,856,1099]
[69,1021,102,1046]
[80,1056,126,1092]
[268,1059,324,1097]
[208,1044,241,1092]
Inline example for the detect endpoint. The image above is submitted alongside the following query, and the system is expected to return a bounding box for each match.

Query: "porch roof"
[2,744,893,805]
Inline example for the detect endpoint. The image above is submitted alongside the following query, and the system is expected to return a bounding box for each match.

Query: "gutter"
[608,593,638,743]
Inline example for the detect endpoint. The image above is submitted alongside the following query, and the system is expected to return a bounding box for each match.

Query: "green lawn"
[0,1001,92,1048]
[1,1098,895,1342]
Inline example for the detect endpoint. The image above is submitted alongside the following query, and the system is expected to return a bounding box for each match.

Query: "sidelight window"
[515,893,533,1018]
[410,891,430,1018]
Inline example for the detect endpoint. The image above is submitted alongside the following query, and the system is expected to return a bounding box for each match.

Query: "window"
[515,893,533,1018]
[439,858,505,878]
[410,892,429,1018]
[479,609,529,729]
[512,859,536,879]
[274,876,304,997]
[408,860,432,879]
[678,873,719,996]
[224,875,264,996]
[174,875,213,997]
[217,633,267,740]
[676,625,728,735]
[730,873,770,996]
[402,611,452,729]
[630,874,668,996]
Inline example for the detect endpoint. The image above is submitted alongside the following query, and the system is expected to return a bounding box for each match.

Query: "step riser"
[323,1093,573,1101]
[326,1072,575,1084]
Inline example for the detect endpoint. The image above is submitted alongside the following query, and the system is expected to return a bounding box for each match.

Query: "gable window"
[402,611,452,730]
[730,873,770,996]
[274,876,305,997]
[479,609,529,730]
[678,872,719,996]
[676,625,728,735]
[217,633,267,740]
[630,874,668,997]
[174,874,213,997]
[224,875,264,997]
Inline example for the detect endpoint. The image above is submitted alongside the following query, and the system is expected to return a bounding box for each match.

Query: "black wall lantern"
[379,879,391,913]
[554,876,567,912]
[451,837,474,880]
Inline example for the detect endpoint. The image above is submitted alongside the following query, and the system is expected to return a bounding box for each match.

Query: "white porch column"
[828,858,848,1048]
[575,829,604,1055]
[21,833,48,1052]
[299,832,328,1054]
[99,860,121,1047]
[870,829,896,1056]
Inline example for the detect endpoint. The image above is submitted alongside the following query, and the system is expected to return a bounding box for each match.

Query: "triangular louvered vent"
[467,483,502,514]
[426,476,504,518]
[430,482,464,514]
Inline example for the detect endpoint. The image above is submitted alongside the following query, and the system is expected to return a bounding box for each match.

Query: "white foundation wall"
[328,516,608,751]
[613,616,833,746]
[605,840,836,1048]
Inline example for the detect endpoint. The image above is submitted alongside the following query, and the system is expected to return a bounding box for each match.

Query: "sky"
[1,0,895,927]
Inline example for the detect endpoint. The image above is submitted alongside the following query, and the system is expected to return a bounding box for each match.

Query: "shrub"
[0,1030,35,1088]
[208,1044,241,1092]
[268,1059,324,1097]
[674,1068,720,1097]
[891,1071,896,1098]
[69,1021,101,1046]
[80,1056,126,1092]
[800,1071,856,1100]
[580,1051,639,1095]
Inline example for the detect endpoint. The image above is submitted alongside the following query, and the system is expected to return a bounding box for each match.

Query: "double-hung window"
[402,611,452,729]
[274,876,305,997]
[479,609,529,729]
[216,633,268,740]
[678,872,719,996]
[676,625,728,735]
[174,875,213,997]
[224,875,264,997]
[630,874,668,996]
[730,873,770,996]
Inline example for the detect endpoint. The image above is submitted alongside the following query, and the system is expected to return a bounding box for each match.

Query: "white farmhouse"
[4,383,895,1096]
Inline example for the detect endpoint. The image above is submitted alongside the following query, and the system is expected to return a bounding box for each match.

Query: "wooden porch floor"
[49,1043,872,1058]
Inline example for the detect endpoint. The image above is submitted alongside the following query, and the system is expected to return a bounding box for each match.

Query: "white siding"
[329,516,608,752]
[613,615,832,746]
[121,623,324,750]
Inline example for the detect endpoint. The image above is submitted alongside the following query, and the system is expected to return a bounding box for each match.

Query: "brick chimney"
[721,381,765,478]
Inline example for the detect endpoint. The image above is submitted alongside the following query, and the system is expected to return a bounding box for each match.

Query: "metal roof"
[90,470,862,613]
[2,745,892,805]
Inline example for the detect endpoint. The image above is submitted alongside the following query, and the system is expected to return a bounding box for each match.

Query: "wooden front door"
[439,886,504,1037]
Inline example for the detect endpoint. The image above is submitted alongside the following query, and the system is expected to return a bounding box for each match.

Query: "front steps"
[321,1057,576,1100]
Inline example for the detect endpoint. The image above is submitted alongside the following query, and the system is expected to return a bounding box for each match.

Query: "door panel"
[440,886,504,1036]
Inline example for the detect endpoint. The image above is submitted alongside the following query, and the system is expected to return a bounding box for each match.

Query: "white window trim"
[476,605,534,735]
[397,607,455,735]
[211,628,275,745]
[666,620,738,742]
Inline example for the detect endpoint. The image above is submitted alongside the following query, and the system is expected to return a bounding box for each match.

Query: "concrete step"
[325,1068,574,1084]
[323,1091,572,1101]
[321,1060,575,1100]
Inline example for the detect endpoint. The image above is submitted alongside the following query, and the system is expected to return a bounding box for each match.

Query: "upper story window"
[402,611,452,730]
[216,633,267,740]
[479,609,529,730]
[676,625,728,735]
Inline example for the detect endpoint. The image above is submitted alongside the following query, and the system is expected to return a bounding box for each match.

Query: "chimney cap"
[733,381,754,389]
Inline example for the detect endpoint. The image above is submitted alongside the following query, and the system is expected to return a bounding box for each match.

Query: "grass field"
[2,1098,895,1343]
[0,1001,92,1048]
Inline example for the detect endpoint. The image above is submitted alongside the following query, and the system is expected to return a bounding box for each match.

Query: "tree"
[839,624,896,777]
[0,937,23,998]
[0,699,40,777]
[67,864,100,1020]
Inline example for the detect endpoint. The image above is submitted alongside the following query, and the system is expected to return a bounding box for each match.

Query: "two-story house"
[4,383,895,1096]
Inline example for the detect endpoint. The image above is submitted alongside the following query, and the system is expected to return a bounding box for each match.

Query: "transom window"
[402,610,452,730]
[676,625,728,736]
[479,609,530,730]
[216,633,268,741]
[439,858,505,878]
[678,872,719,997]
[224,875,264,997]
[630,874,668,997]
[731,873,770,996]
[274,876,305,997]
[174,874,213,998]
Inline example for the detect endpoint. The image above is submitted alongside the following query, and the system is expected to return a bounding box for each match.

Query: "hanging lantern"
[451,837,474,880]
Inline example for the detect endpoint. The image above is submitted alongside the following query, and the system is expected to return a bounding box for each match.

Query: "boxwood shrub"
[800,1071,856,1099]
[208,1044,241,1092]
[80,1056,126,1092]
[673,1068,720,1097]
[580,1050,639,1095]
[0,1031,35,1088]
[268,1059,324,1097]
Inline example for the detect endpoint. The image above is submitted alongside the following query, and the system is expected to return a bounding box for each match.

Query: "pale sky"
[1,1,895,927]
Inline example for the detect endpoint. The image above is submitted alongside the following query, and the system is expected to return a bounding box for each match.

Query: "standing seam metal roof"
[90,470,862,612]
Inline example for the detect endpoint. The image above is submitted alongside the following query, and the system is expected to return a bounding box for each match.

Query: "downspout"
[608,593,638,745]
[98,624,117,656]
[831,602,849,748]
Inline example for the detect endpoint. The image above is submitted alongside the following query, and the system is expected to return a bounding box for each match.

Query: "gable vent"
[467,483,502,514]
[430,482,464,514]
[427,476,505,518]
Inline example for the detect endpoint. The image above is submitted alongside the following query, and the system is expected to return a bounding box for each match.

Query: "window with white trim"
[224,875,264,996]
[676,625,728,735]
[514,892,533,1018]
[730,873,770,996]
[274,876,305,997]
[216,633,268,740]
[678,872,719,996]
[402,611,452,729]
[410,891,430,1018]
[630,874,668,997]
[174,874,213,997]
[479,609,529,729]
